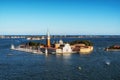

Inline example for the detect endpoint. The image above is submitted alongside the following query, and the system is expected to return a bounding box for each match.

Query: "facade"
[79,46,93,53]
[55,43,60,49]
[56,43,72,53]
[72,44,93,53]
[63,43,72,53]
[55,40,64,49]
[56,49,63,53]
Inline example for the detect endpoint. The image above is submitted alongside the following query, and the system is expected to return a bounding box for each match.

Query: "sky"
[0,0,120,35]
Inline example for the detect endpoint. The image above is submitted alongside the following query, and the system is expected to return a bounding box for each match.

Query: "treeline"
[70,40,93,46]
[108,45,120,49]
[27,41,44,46]
[26,40,93,47]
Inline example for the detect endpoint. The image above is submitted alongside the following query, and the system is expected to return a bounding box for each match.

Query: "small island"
[105,45,120,51]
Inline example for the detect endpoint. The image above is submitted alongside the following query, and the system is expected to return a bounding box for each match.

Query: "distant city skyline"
[0,0,120,35]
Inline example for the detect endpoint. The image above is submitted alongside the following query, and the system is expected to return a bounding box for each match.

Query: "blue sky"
[0,0,120,35]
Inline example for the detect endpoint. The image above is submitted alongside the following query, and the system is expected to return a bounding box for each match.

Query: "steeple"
[47,30,50,39]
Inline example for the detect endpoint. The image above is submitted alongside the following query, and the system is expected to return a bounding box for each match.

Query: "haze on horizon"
[0,0,120,35]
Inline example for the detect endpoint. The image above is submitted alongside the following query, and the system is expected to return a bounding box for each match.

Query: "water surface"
[0,38,120,80]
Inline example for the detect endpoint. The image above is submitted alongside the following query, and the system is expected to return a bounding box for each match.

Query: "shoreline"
[11,48,43,54]
[105,48,120,51]
[11,47,93,54]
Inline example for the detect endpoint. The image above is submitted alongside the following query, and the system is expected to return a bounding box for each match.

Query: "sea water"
[0,38,120,80]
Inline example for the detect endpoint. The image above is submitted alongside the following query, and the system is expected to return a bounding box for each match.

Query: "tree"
[70,40,93,46]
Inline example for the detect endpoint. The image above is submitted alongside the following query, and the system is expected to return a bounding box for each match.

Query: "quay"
[11,45,43,54]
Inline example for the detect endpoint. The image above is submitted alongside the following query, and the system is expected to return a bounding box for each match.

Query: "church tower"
[46,30,51,47]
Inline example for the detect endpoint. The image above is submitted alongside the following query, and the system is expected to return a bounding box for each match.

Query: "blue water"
[0,38,120,80]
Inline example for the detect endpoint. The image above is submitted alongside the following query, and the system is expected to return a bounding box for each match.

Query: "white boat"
[11,44,15,49]
[105,61,110,65]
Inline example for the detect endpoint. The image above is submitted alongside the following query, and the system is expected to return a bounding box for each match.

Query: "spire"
[47,29,50,39]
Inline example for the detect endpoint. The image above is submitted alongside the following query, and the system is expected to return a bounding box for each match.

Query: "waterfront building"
[79,46,93,53]
[56,43,72,53]
[56,48,63,53]
[41,36,45,39]
[63,43,72,53]
[72,43,93,53]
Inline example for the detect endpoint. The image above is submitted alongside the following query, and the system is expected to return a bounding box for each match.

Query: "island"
[11,40,93,54]
[105,45,120,51]
[11,31,94,54]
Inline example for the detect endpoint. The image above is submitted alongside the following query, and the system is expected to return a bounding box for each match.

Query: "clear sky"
[0,0,120,35]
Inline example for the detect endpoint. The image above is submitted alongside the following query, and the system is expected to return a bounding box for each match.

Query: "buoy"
[78,66,82,70]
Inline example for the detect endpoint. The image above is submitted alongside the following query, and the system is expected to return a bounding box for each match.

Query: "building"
[55,43,60,49]
[63,43,72,53]
[46,30,51,47]
[79,46,93,53]
[56,43,72,54]
[55,40,64,49]
[72,43,93,53]
[59,39,64,45]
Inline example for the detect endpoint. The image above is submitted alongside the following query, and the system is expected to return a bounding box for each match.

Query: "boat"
[105,61,110,65]
[11,44,15,49]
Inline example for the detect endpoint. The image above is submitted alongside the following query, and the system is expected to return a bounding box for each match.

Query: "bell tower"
[46,30,51,47]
